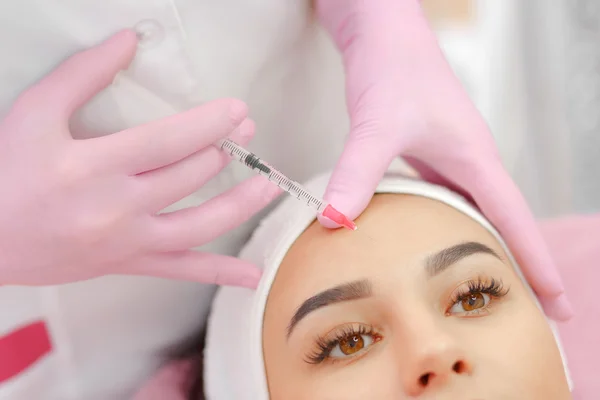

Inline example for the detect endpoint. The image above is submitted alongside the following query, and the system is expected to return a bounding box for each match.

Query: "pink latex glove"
[316,0,572,320]
[538,213,600,397]
[0,30,281,288]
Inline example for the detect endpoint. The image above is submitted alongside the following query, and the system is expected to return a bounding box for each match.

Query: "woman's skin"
[263,194,570,399]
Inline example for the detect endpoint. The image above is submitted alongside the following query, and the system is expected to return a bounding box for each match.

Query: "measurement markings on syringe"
[266,169,322,206]
[285,181,302,199]
[306,193,322,207]
[299,189,319,206]
[268,170,284,188]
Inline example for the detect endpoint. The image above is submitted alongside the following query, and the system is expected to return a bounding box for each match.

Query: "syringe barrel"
[217,139,328,214]
[266,168,328,214]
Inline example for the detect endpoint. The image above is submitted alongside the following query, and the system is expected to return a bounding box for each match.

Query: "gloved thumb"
[320,126,396,228]
[17,30,138,120]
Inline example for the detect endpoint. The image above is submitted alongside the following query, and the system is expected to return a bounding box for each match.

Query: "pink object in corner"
[315,0,572,321]
[538,213,600,398]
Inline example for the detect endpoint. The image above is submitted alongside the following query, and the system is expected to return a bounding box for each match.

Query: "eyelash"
[446,277,510,315]
[304,324,381,365]
[304,278,509,365]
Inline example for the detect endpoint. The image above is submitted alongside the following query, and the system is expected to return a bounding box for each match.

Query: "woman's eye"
[450,292,490,314]
[329,334,374,358]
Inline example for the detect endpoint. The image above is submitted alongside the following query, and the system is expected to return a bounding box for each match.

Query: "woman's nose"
[400,332,473,396]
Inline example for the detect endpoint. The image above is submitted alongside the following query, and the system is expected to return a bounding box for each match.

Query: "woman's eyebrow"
[286,279,372,339]
[285,242,499,339]
[426,241,502,277]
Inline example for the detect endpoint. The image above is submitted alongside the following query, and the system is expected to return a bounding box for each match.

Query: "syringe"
[216,138,357,230]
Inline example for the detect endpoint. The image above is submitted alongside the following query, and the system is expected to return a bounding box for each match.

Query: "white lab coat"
[0,1,349,399]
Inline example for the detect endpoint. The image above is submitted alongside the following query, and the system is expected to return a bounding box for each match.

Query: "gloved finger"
[471,163,566,301]
[136,119,255,213]
[320,125,397,228]
[537,213,600,319]
[421,148,572,320]
[14,30,137,121]
[126,251,261,288]
[538,294,574,322]
[90,98,248,175]
[150,175,282,251]
[538,212,600,237]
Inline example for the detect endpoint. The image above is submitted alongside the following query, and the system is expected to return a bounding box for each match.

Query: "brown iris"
[339,334,365,355]
[461,292,485,311]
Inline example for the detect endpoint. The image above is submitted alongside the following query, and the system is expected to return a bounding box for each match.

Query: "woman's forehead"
[286,195,502,266]
[270,194,508,304]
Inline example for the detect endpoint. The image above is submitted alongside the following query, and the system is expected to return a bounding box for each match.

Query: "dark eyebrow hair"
[286,279,372,339]
[285,242,501,339]
[426,241,502,277]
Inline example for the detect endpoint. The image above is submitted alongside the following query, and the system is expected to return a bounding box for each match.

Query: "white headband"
[204,172,572,399]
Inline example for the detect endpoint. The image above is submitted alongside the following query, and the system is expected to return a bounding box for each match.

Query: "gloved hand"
[538,213,600,277]
[0,30,281,288]
[538,213,600,395]
[316,0,572,320]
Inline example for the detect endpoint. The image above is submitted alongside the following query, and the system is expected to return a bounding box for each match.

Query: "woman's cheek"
[485,299,565,393]
[309,367,395,400]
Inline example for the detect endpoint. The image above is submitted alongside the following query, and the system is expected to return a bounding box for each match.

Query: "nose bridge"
[398,306,460,362]
[392,306,472,395]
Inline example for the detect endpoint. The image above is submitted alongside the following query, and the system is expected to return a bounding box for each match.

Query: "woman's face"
[263,194,570,399]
